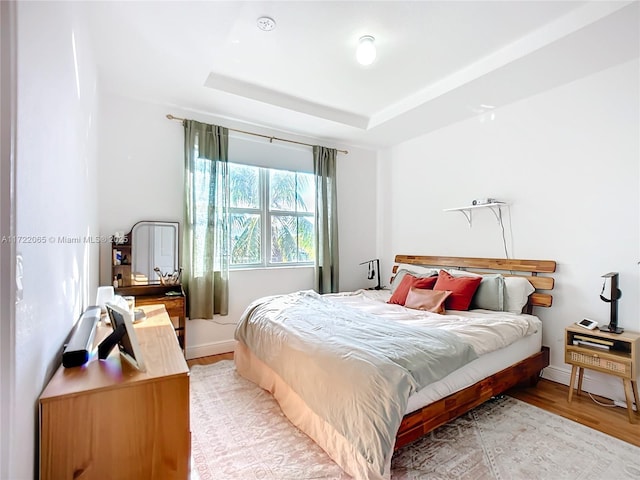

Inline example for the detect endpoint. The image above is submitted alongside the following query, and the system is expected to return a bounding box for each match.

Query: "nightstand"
[565,325,640,423]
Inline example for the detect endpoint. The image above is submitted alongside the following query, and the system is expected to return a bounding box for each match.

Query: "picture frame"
[104,303,146,372]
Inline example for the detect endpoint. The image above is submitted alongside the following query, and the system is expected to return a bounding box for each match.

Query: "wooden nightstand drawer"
[565,347,631,377]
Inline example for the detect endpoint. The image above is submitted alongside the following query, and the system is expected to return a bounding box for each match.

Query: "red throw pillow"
[433,270,482,311]
[388,274,438,305]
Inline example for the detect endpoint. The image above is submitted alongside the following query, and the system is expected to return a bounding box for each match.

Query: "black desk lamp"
[359,259,381,290]
[599,272,623,334]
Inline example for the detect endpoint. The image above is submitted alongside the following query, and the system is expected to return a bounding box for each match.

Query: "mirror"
[131,221,179,284]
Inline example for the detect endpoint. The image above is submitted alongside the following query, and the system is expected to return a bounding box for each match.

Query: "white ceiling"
[82,1,639,149]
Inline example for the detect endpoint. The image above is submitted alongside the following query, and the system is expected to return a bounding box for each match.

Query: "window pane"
[297,215,315,262]
[230,163,259,208]
[269,170,296,211]
[270,215,298,263]
[230,213,261,264]
[270,170,315,214]
[271,215,315,263]
[296,172,314,213]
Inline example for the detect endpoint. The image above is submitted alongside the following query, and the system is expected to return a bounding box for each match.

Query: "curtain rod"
[166,114,348,154]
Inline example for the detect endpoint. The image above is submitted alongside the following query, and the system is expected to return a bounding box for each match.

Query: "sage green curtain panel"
[313,146,339,294]
[183,120,230,318]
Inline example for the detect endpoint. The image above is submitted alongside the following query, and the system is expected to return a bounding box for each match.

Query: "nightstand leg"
[631,380,639,416]
[568,365,578,403]
[576,367,584,396]
[622,379,637,423]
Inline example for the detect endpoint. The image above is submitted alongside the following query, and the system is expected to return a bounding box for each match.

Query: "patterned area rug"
[190,361,640,480]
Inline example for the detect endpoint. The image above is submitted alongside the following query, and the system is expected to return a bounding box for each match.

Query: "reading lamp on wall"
[599,272,623,334]
[359,258,381,290]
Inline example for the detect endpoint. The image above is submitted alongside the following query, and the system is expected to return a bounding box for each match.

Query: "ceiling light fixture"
[356,35,376,66]
[257,16,276,32]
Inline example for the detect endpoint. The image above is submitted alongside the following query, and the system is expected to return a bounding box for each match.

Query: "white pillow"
[390,266,439,294]
[396,264,439,276]
[444,270,505,311]
[444,269,481,277]
[504,277,535,313]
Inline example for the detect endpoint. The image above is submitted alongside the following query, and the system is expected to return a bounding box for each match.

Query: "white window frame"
[229,163,314,269]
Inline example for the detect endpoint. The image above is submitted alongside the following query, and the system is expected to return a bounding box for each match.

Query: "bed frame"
[392,254,556,450]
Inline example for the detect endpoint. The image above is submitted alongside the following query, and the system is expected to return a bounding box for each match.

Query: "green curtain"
[183,120,229,318]
[313,146,339,293]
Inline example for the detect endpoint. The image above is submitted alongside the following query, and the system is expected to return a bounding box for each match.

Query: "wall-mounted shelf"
[443,202,508,227]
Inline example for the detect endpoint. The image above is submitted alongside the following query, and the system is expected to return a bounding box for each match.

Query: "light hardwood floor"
[189,353,640,448]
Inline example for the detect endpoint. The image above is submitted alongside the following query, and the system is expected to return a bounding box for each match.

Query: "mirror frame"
[131,221,179,285]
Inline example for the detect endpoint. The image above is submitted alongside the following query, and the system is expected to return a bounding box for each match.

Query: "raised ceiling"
[82,1,639,148]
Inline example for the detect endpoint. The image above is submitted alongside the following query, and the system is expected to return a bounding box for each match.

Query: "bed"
[234,255,556,480]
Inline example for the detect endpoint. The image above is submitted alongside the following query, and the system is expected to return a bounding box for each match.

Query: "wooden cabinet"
[111,234,133,287]
[116,284,186,351]
[565,325,640,422]
[39,305,190,480]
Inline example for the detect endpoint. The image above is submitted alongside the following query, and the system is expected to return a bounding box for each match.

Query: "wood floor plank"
[189,353,640,448]
[508,378,640,447]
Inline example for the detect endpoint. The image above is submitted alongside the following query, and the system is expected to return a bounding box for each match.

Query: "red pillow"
[433,270,482,311]
[388,274,438,305]
[405,287,452,314]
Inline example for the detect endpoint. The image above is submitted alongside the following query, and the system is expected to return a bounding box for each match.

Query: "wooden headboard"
[392,255,556,313]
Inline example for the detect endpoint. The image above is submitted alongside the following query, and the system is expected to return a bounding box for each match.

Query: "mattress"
[406,326,541,412]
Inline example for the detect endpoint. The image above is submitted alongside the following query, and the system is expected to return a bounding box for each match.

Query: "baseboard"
[186,340,236,360]
[542,365,633,410]
[541,365,570,385]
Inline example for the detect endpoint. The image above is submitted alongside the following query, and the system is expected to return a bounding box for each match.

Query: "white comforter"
[327,289,541,356]
[235,289,542,479]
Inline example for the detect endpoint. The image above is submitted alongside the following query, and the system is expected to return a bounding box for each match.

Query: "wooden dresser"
[115,284,186,350]
[39,305,190,480]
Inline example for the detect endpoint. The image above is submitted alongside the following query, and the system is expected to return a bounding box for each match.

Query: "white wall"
[379,59,640,405]
[13,2,99,479]
[97,92,378,359]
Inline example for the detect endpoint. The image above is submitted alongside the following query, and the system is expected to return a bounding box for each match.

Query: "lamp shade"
[96,286,115,313]
[356,36,376,66]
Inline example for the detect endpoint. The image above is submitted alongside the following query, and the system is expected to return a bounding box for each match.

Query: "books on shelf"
[573,339,610,350]
[573,334,614,346]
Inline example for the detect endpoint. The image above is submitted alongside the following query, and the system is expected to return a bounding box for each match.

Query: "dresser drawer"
[159,296,184,318]
[135,295,185,317]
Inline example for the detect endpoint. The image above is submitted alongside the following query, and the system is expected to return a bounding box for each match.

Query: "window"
[229,162,315,267]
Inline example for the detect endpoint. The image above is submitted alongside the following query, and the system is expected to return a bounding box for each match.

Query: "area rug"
[190,361,640,480]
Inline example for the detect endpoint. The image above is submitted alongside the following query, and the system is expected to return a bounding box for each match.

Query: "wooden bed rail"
[395,347,551,450]
[392,255,557,312]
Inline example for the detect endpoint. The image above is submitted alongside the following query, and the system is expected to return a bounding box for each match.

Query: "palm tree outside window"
[228,162,315,268]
